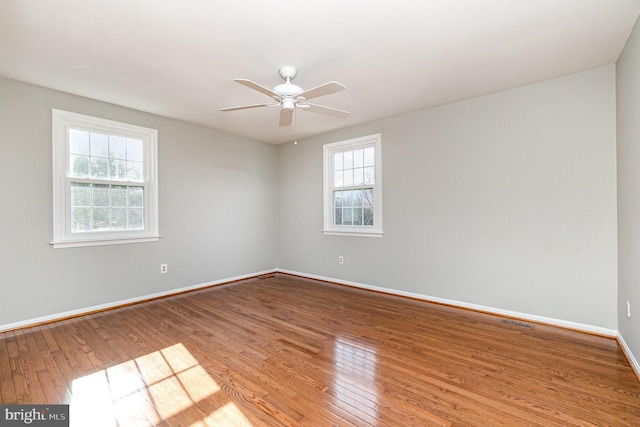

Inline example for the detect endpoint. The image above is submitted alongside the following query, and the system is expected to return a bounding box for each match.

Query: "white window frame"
[52,109,159,248]
[323,133,383,237]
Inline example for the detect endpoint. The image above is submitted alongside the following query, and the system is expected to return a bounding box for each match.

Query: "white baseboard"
[617,333,640,379]
[0,269,277,333]
[277,269,619,338]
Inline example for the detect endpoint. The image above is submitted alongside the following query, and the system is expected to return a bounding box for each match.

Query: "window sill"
[51,235,160,249]
[322,229,383,238]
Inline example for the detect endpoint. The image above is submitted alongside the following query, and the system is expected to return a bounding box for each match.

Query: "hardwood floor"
[1,273,639,426]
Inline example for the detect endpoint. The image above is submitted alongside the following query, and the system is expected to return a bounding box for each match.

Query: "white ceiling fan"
[221,66,350,126]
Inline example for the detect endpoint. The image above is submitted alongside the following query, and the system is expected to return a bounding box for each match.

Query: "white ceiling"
[1,1,639,144]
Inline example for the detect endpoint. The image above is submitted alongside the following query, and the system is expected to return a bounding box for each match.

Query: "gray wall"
[278,66,618,329]
[0,64,622,337]
[617,16,640,363]
[0,77,278,327]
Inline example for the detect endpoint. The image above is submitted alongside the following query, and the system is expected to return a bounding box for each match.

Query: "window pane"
[109,135,127,160]
[110,159,127,180]
[90,157,109,179]
[128,208,144,229]
[69,155,90,178]
[127,161,144,182]
[111,208,128,230]
[354,167,364,185]
[334,170,344,188]
[128,187,144,207]
[333,190,343,208]
[90,132,109,157]
[71,207,91,232]
[343,190,352,207]
[69,129,89,155]
[353,207,363,225]
[364,147,375,166]
[71,183,91,207]
[353,189,363,206]
[344,151,353,169]
[343,207,353,225]
[92,185,110,206]
[363,189,374,207]
[92,208,110,230]
[334,207,342,225]
[364,207,374,226]
[334,152,343,171]
[127,138,144,162]
[364,166,375,185]
[344,169,353,187]
[111,186,127,207]
[353,149,363,168]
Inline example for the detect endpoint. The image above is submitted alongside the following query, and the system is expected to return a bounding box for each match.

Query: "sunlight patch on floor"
[195,402,254,427]
[70,342,252,426]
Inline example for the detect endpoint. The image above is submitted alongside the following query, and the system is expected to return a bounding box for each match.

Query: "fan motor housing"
[274,83,303,98]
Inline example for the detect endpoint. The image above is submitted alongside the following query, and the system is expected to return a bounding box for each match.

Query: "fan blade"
[220,103,275,112]
[235,79,280,99]
[279,108,293,126]
[297,81,345,101]
[302,103,350,118]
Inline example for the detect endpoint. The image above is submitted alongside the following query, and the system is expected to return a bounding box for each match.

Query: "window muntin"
[52,109,159,248]
[70,183,144,233]
[332,146,375,226]
[323,134,382,237]
[68,130,144,181]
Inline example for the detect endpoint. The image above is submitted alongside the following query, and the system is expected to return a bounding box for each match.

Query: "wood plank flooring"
[1,273,639,426]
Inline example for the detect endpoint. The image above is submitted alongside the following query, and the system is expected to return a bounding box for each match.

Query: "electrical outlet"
[338,256,344,264]
[628,300,631,319]
[160,263,168,274]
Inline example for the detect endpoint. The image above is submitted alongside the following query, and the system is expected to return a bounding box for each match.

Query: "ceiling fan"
[220,66,350,126]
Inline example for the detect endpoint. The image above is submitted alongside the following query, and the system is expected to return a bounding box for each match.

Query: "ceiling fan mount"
[278,65,297,80]
[221,66,350,126]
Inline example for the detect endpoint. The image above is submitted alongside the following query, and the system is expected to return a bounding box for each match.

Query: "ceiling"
[1,1,639,144]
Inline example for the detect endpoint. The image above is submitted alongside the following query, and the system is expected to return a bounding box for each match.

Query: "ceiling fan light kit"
[221,66,350,126]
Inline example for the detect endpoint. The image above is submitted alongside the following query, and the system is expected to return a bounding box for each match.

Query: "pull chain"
[293,107,298,145]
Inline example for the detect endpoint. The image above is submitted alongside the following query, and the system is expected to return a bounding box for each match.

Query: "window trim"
[52,109,159,248]
[323,133,383,237]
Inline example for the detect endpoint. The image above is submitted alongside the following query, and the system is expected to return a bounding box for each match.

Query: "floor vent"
[501,319,535,330]
[257,273,276,280]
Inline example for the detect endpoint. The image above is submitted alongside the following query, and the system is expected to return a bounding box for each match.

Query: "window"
[323,133,382,237]
[52,109,159,248]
